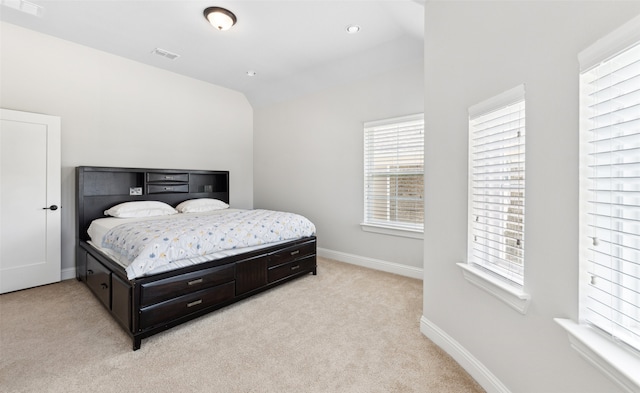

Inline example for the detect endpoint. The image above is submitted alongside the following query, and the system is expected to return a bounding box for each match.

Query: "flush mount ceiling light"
[204,6,237,31]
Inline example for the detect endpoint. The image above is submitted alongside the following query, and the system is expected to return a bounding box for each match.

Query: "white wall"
[254,62,424,271]
[422,2,640,393]
[0,22,254,277]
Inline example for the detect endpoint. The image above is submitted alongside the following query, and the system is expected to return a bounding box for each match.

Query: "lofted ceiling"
[0,0,424,107]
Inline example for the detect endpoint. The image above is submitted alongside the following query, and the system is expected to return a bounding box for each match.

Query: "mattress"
[88,208,316,279]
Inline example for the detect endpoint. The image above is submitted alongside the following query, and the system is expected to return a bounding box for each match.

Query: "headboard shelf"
[76,166,230,241]
[84,171,144,196]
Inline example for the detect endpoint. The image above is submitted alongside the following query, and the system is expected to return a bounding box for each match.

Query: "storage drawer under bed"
[267,240,316,268]
[139,281,235,330]
[86,254,111,309]
[139,264,235,307]
[268,256,316,283]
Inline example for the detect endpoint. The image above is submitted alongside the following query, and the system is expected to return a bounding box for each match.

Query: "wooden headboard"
[76,166,230,241]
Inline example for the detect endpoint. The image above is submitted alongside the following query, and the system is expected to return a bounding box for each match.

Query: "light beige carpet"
[0,257,484,393]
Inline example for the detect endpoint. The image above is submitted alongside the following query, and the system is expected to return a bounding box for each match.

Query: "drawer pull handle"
[290,250,300,256]
[291,265,300,271]
[188,278,203,286]
[187,299,202,308]
[164,187,172,190]
[87,269,94,275]
[101,283,108,289]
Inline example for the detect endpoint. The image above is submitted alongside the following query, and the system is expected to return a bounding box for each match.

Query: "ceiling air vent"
[1,0,44,17]
[151,48,180,60]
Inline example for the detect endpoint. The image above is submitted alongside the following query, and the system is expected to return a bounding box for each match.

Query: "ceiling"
[0,0,424,108]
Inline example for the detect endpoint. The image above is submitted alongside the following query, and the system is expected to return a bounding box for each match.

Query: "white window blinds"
[580,40,640,352]
[468,86,526,286]
[363,114,424,231]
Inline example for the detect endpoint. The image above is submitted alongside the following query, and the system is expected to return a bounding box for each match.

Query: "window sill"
[457,263,531,314]
[554,318,640,393]
[360,223,423,239]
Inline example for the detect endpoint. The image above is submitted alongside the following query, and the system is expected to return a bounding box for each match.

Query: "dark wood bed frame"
[75,166,317,350]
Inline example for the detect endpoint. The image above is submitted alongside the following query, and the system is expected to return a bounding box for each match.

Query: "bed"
[75,166,317,350]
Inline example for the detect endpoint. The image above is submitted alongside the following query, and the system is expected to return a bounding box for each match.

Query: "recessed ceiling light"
[346,25,361,34]
[246,70,257,77]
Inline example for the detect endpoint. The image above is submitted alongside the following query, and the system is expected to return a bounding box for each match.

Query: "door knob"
[43,205,59,211]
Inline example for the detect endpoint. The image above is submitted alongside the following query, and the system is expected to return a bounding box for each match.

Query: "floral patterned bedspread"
[101,209,316,279]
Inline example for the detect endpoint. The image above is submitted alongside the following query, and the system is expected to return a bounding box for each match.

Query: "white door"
[0,108,61,294]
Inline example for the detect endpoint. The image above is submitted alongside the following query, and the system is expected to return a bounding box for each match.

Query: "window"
[556,15,640,392]
[362,114,424,235]
[580,38,640,354]
[467,85,526,287]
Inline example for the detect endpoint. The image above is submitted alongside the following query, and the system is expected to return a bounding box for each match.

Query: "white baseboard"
[61,267,76,281]
[317,247,423,280]
[420,315,511,393]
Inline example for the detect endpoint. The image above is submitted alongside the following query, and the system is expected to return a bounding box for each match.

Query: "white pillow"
[104,201,177,218]
[176,198,229,213]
